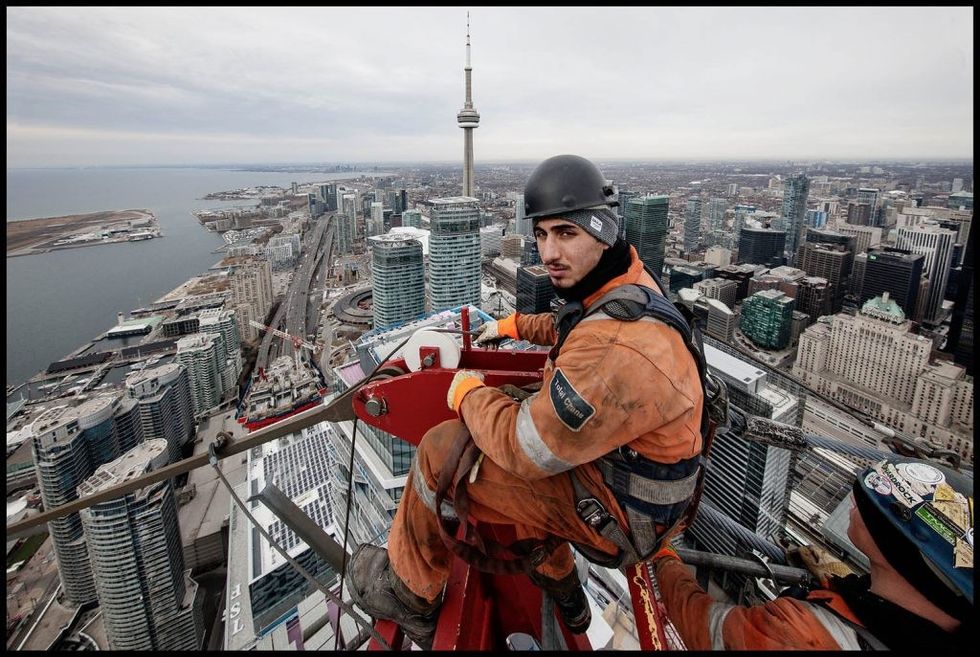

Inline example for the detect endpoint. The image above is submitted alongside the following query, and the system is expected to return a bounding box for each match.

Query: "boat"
[237,355,327,431]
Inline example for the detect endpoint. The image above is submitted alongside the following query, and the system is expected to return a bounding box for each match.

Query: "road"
[257,214,335,370]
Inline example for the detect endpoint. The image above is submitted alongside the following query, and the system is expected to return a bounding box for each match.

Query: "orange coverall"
[654,557,869,649]
[389,246,704,602]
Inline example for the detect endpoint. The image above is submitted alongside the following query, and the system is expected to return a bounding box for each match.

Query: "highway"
[257,214,335,370]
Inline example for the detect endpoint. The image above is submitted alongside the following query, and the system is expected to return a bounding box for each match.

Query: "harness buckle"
[576,497,612,530]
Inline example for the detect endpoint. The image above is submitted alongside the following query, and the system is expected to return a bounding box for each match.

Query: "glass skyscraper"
[625,195,669,276]
[428,197,481,311]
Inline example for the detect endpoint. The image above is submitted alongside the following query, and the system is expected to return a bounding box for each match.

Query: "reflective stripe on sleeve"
[411,457,458,521]
[516,395,574,475]
[806,603,862,650]
[708,602,735,650]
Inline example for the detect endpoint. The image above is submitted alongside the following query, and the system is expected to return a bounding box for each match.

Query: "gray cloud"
[6,6,973,166]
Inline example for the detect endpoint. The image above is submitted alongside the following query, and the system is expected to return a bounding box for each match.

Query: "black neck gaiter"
[552,238,632,303]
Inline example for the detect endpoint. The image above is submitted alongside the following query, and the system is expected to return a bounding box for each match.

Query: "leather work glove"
[447,370,486,414]
[474,314,520,348]
[498,383,535,402]
[788,545,854,588]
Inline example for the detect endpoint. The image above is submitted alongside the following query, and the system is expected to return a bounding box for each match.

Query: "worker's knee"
[416,419,464,480]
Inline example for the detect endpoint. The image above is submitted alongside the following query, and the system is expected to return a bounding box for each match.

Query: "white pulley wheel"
[401,329,462,372]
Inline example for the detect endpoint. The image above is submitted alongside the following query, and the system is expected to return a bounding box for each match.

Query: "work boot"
[346,544,440,649]
[528,569,592,634]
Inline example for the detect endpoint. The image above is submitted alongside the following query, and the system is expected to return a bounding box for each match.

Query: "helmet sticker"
[865,470,892,496]
[931,484,972,532]
[954,537,973,569]
[897,462,945,496]
[878,463,924,508]
[916,504,960,545]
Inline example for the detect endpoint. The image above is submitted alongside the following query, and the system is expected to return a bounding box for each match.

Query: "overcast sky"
[6,6,974,167]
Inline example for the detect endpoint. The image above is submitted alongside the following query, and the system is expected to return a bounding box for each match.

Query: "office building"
[737,227,785,267]
[740,289,795,349]
[795,277,832,325]
[797,238,853,313]
[693,277,738,309]
[367,202,384,237]
[625,195,669,276]
[501,234,523,260]
[714,263,767,303]
[781,173,810,262]
[668,263,714,296]
[805,209,827,228]
[684,196,703,252]
[846,202,873,226]
[126,363,195,464]
[427,197,481,311]
[480,224,505,257]
[402,209,422,229]
[29,393,144,604]
[703,246,732,267]
[945,227,974,374]
[859,248,924,320]
[834,224,881,256]
[79,439,204,650]
[370,234,425,329]
[856,188,880,225]
[517,264,556,314]
[896,222,957,323]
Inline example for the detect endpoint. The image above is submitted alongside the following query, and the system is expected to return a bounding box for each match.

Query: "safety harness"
[557,281,730,567]
[433,275,730,574]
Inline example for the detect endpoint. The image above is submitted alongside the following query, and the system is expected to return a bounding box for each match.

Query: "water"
[6,167,367,388]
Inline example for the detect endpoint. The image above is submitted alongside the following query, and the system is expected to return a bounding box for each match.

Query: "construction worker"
[654,456,973,650]
[347,154,706,647]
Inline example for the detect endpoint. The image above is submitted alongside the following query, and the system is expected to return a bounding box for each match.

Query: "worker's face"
[534,218,609,289]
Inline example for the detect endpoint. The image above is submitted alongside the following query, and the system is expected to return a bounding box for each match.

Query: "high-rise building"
[896,222,957,323]
[859,248,924,320]
[834,223,881,256]
[514,193,530,237]
[198,307,243,395]
[457,15,480,197]
[737,227,785,267]
[427,197,481,311]
[78,439,204,650]
[336,195,357,254]
[501,234,523,260]
[615,189,636,241]
[805,209,827,228]
[740,289,795,349]
[795,276,832,325]
[402,209,422,229]
[370,234,425,329]
[480,224,504,257]
[29,393,144,604]
[687,344,796,591]
[684,196,703,252]
[797,235,853,313]
[229,257,273,341]
[714,263,767,303]
[846,202,873,226]
[176,333,222,416]
[516,265,556,314]
[781,173,811,263]
[126,363,196,464]
[856,188,880,225]
[794,296,974,461]
[668,263,715,296]
[624,195,669,276]
[945,226,974,374]
[368,202,385,237]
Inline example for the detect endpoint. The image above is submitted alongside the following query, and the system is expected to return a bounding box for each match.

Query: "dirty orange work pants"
[388,419,626,603]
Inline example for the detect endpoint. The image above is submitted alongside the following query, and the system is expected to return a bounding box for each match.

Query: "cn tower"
[457,13,480,198]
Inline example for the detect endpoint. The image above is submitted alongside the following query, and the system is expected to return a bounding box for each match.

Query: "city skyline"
[7,7,974,168]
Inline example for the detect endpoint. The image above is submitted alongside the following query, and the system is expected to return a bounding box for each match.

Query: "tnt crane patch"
[549,368,595,431]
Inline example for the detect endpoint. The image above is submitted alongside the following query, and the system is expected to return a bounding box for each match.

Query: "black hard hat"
[524,154,618,220]
[853,456,973,621]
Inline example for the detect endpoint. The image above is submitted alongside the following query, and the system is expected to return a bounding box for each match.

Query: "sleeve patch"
[549,368,596,432]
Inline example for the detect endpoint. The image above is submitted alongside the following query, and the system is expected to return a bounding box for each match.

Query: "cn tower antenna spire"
[457,11,480,198]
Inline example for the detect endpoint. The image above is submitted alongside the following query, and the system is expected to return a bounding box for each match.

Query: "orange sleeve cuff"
[498,313,521,340]
[452,378,486,414]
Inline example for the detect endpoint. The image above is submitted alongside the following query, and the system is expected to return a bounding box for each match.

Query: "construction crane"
[249,320,322,371]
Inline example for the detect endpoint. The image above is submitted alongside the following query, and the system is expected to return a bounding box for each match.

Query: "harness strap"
[433,425,563,574]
